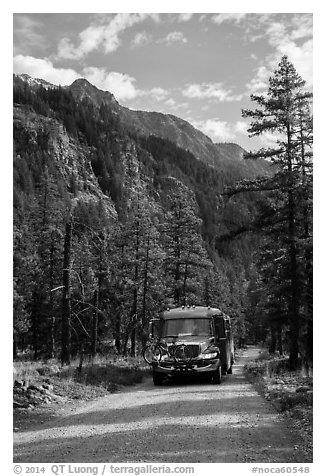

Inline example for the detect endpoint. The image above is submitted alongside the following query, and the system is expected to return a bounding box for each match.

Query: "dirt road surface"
[14,347,310,463]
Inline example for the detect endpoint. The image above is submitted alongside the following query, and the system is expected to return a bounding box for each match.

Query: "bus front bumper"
[153,358,220,376]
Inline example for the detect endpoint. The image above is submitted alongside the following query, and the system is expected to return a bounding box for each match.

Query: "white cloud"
[265,21,287,47]
[267,15,312,86]
[246,14,313,90]
[57,13,157,60]
[209,14,313,94]
[211,13,248,25]
[190,118,252,142]
[235,121,249,135]
[56,38,83,61]
[131,31,152,47]
[159,31,188,45]
[57,24,106,60]
[13,54,79,85]
[102,13,145,53]
[191,118,236,142]
[14,15,47,55]
[290,14,313,41]
[266,34,313,87]
[245,65,270,93]
[165,98,176,107]
[256,130,286,149]
[177,13,194,22]
[148,87,169,101]
[166,100,189,111]
[183,82,242,102]
[147,13,161,24]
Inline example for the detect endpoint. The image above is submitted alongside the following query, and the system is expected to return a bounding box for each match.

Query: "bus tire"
[153,372,164,386]
[212,365,222,385]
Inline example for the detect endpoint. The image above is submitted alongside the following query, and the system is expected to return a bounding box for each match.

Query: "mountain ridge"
[14,73,269,176]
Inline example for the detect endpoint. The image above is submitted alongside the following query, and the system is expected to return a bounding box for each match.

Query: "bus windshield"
[162,318,212,337]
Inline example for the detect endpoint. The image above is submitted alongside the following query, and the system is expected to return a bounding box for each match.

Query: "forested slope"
[13,74,273,362]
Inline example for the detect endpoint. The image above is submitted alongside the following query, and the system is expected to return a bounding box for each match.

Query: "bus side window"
[214,316,226,339]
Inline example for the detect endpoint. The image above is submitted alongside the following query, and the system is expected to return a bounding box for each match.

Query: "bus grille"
[172,344,200,360]
[185,345,200,358]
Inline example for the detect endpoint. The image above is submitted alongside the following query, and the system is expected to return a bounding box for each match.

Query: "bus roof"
[161,306,224,320]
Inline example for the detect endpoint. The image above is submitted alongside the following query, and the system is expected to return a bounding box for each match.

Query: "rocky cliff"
[13,103,118,218]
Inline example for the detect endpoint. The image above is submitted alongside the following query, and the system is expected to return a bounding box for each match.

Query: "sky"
[12,10,313,150]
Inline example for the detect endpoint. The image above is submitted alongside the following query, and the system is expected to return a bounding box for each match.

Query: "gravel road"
[14,347,310,463]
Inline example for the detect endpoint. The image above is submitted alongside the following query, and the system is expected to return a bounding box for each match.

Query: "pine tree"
[242,56,313,369]
[112,190,165,356]
[67,200,113,359]
[34,168,66,357]
[13,222,37,356]
[163,186,211,307]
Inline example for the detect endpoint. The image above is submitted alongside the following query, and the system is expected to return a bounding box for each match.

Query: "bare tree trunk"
[49,239,55,358]
[141,235,150,352]
[288,192,300,369]
[31,291,39,360]
[61,219,72,366]
[114,311,121,353]
[130,220,140,357]
[91,287,99,358]
[13,337,17,359]
[122,326,130,356]
[77,343,84,373]
[277,326,283,355]
[269,324,277,354]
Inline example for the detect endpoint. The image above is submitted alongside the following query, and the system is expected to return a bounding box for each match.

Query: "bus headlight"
[198,347,220,360]
[198,352,218,360]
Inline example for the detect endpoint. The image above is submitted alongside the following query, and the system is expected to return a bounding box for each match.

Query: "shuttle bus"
[146,305,234,386]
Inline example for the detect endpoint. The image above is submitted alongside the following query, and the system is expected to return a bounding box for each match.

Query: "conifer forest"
[13,56,313,370]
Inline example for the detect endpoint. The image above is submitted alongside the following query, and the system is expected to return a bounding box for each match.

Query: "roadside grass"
[244,349,312,459]
[244,351,313,411]
[14,354,152,404]
[14,360,42,385]
[58,355,150,394]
